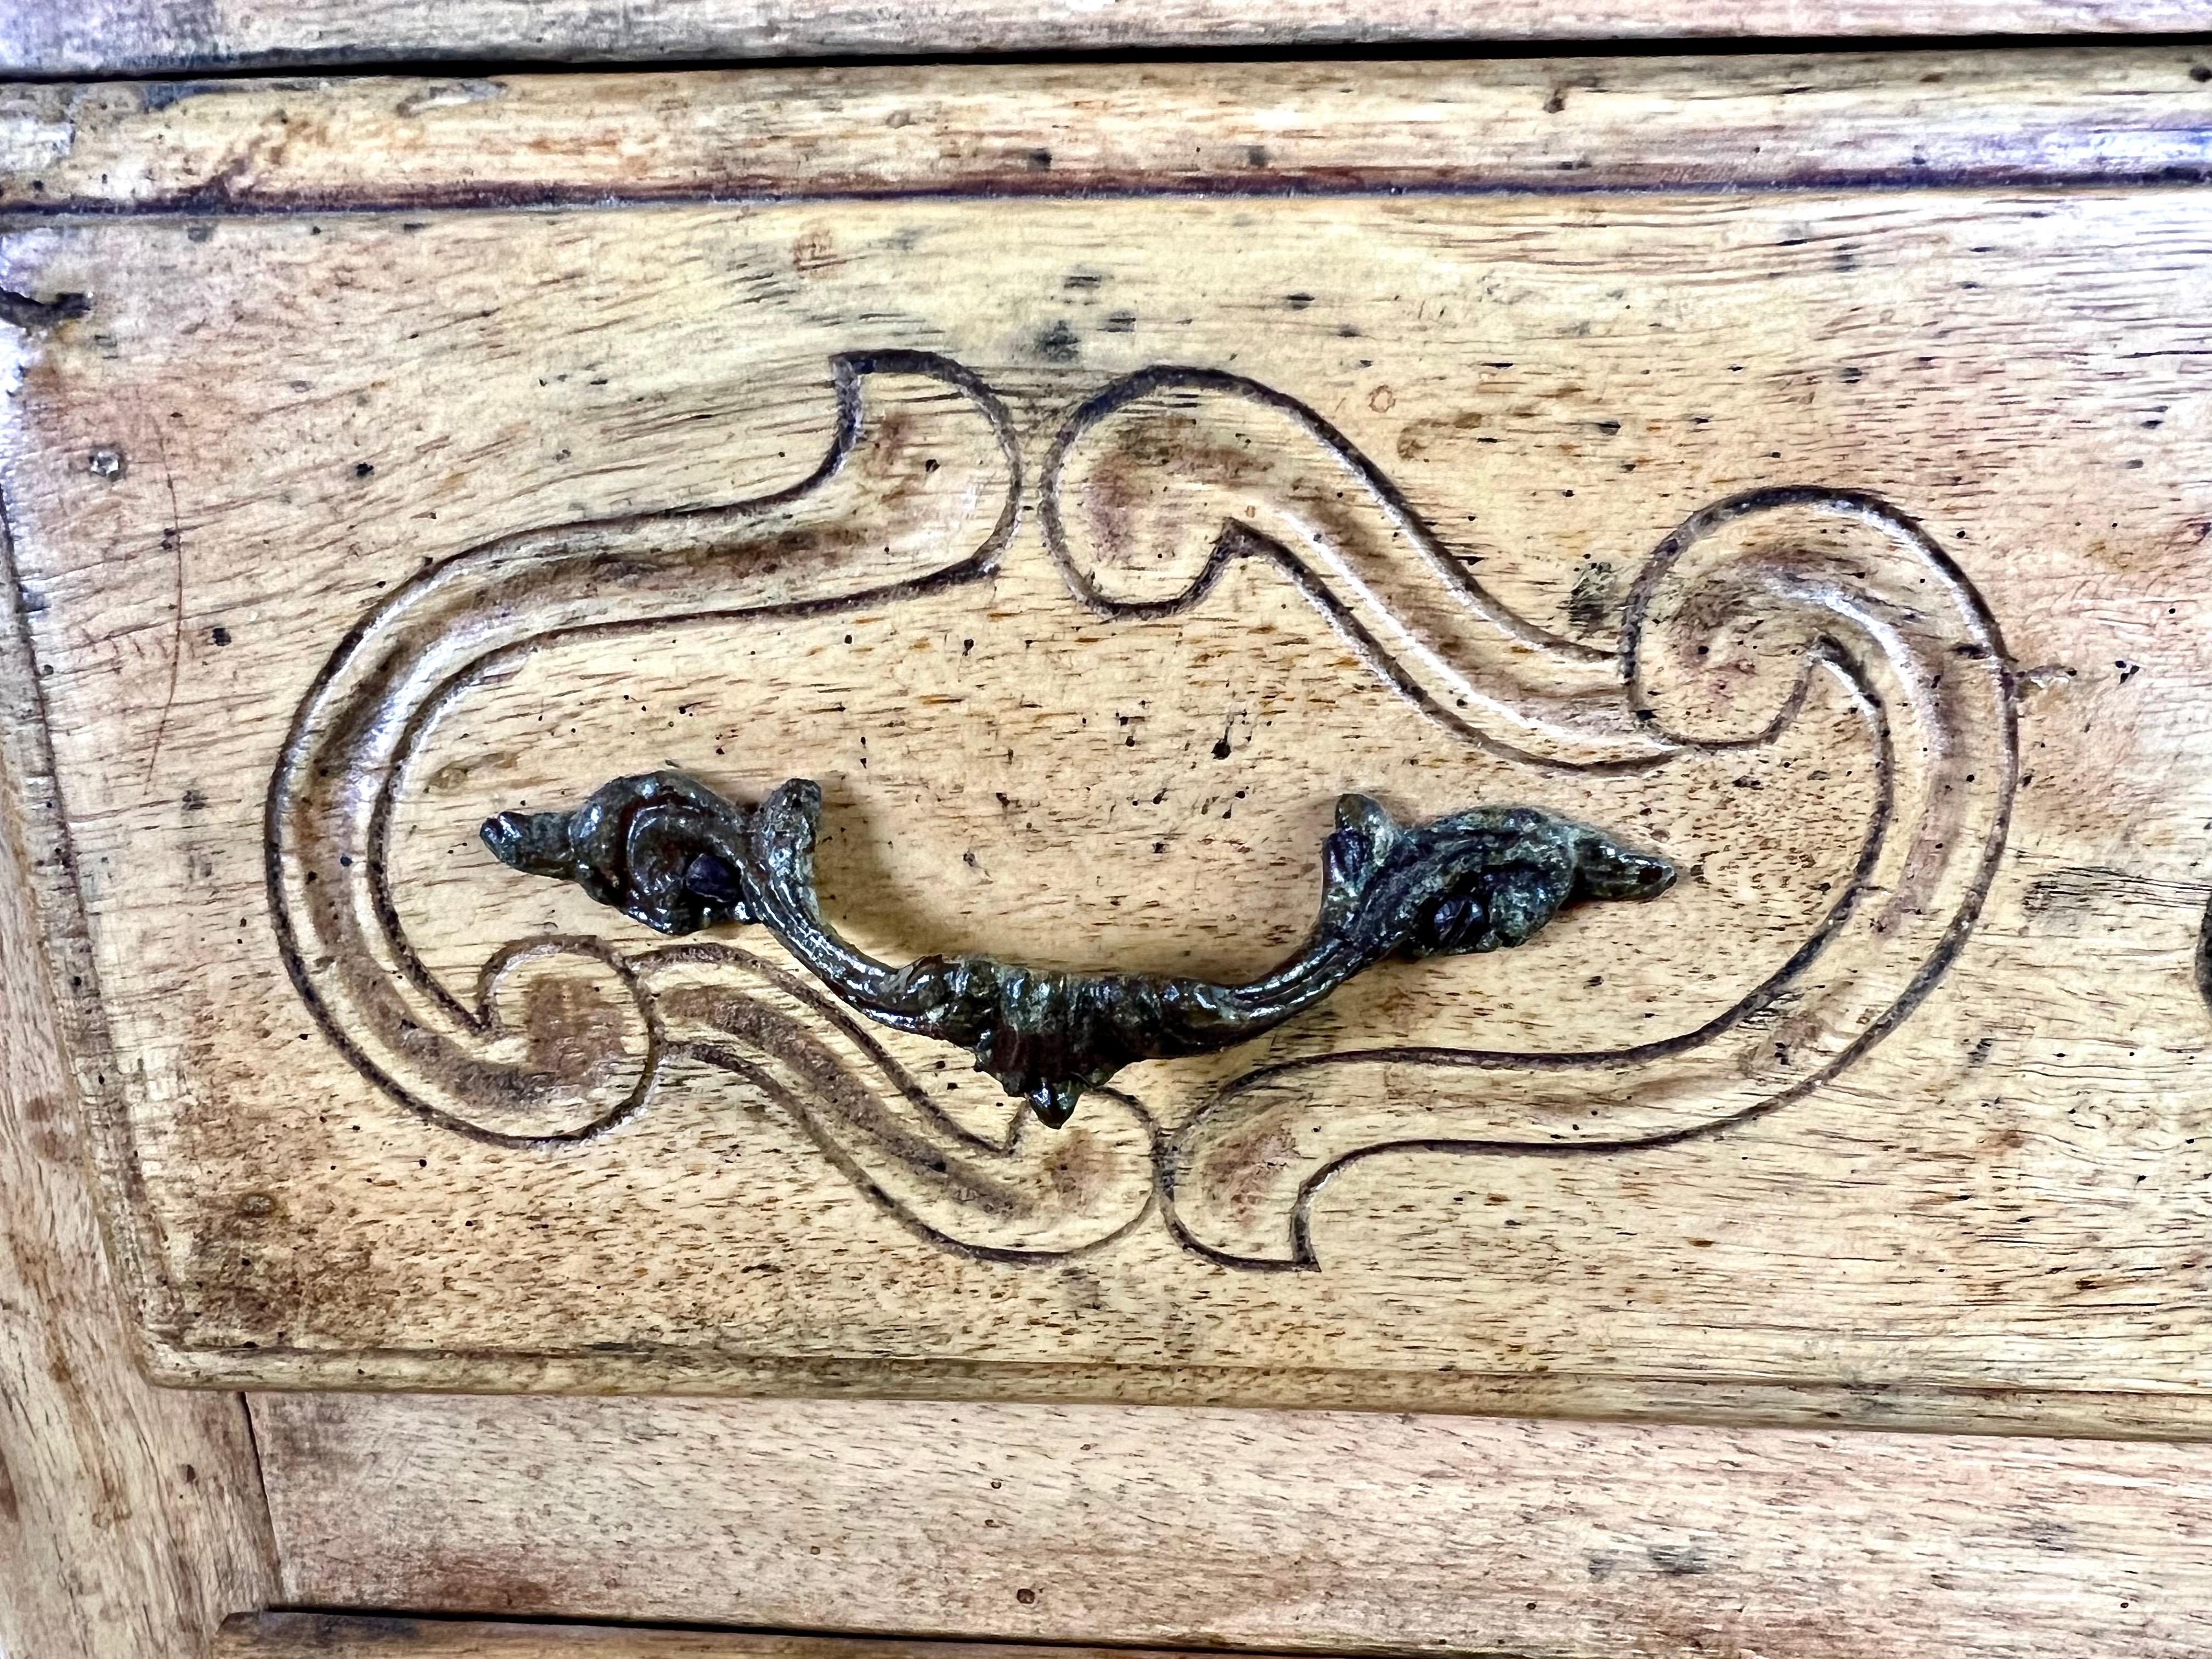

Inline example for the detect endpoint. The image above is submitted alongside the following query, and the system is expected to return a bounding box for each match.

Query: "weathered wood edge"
[3,47,2212,223]
[213,1615,1377,1658]
[191,1352,2212,1441]
[0,502,280,1652]
[247,1393,2212,1654]
[0,469,185,1351]
[10,0,2212,80]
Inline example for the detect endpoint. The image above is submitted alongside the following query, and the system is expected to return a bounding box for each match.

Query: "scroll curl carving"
[270,353,2015,1267]
[1045,369,2015,1265]
[270,353,1180,1257]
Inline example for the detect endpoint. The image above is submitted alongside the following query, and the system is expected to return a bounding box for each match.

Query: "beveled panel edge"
[2,47,2212,225]
[173,1350,2212,1441]
[215,1615,1363,1658]
[0,495,194,1355]
[0,506,282,1659]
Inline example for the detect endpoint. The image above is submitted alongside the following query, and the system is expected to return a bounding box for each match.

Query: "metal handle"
[483,771,1674,1127]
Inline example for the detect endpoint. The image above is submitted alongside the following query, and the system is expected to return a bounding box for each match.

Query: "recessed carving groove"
[269,350,1024,1144]
[268,354,2015,1268]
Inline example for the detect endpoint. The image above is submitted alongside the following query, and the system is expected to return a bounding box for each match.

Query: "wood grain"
[7,0,2211,78]
[214,1617,1351,1658]
[0,520,280,1651]
[12,60,2212,1429]
[7,49,2212,218]
[253,1390,2212,1657]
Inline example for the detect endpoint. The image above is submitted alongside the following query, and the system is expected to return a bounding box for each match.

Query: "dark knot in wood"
[483,771,1673,1127]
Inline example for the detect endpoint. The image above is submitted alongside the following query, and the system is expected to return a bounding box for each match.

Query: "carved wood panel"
[5,183,2209,1423]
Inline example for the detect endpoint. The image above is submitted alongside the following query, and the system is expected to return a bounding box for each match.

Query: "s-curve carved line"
[1044,369,2016,1267]
[273,352,2014,1272]
[268,352,1158,1258]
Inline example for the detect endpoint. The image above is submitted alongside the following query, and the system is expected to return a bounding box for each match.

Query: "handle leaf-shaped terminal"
[483,772,1674,1127]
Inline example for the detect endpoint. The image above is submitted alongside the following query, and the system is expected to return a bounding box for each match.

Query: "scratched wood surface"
[10,50,2212,217]
[249,1391,2212,1656]
[0,532,280,1651]
[213,1617,1358,1658]
[9,55,2212,1431]
[7,0,2208,76]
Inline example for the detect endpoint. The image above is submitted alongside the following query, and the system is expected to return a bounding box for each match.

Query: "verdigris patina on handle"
[482,772,1675,1128]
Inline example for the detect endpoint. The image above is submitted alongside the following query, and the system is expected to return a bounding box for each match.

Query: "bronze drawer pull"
[482,771,1673,1127]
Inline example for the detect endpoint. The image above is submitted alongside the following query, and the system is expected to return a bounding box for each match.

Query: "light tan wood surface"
[213,1618,1356,1658]
[0,534,281,1652]
[7,0,2209,77]
[8,54,2212,1429]
[8,43,2212,1659]
[253,1390,2212,1656]
[8,50,2212,217]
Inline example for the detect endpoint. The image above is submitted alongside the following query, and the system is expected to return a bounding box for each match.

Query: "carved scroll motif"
[1046,370,2016,1264]
[268,353,1165,1257]
[269,354,2016,1268]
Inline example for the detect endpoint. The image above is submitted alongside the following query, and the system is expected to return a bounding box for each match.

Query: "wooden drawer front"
[6,52,2212,1431]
